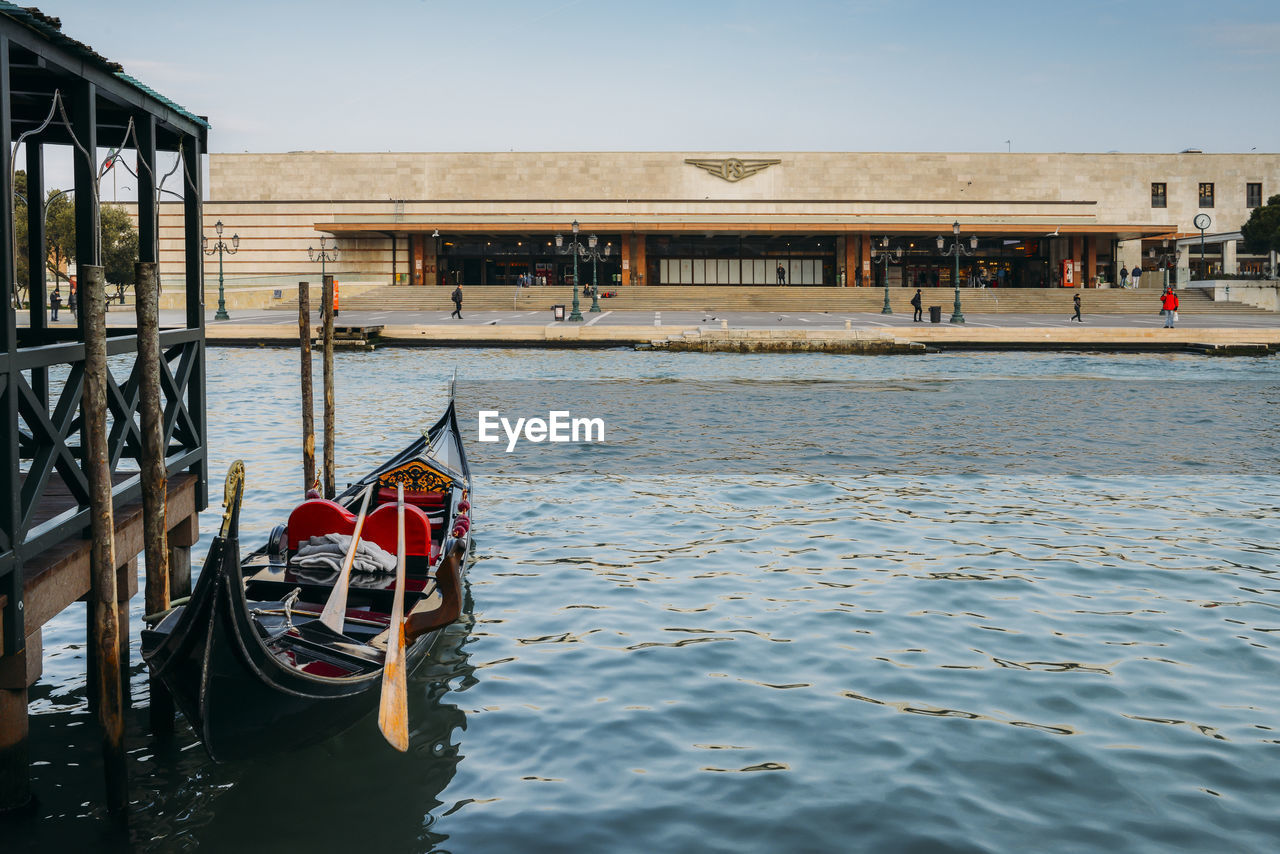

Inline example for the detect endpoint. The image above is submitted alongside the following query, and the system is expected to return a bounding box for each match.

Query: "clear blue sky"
[39,0,1280,155]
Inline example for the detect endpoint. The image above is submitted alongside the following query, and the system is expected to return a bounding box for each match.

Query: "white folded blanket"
[293,533,396,575]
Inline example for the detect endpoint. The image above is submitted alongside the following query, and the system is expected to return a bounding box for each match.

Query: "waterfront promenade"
[24,306,1280,351]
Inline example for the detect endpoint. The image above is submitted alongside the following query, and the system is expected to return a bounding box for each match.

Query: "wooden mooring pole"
[135,261,173,735]
[299,282,315,493]
[82,264,128,813]
[322,274,335,499]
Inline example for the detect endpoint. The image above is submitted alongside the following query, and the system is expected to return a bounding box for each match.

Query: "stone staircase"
[283,285,1273,315]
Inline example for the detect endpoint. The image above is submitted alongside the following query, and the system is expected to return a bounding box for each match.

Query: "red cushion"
[287,499,356,550]
[377,486,446,509]
[287,497,435,558]
[362,502,434,557]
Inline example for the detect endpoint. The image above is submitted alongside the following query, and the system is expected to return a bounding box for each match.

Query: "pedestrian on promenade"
[911,288,923,322]
[1120,266,1128,287]
[68,281,77,315]
[50,288,61,321]
[1161,286,1179,327]
[1072,293,1082,322]
[777,264,786,286]
[1132,266,1142,288]
[451,284,463,319]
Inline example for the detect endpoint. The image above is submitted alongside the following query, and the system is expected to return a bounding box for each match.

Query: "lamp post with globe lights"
[202,220,239,321]
[936,221,978,324]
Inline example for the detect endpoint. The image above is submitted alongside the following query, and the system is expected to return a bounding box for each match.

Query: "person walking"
[1120,266,1128,288]
[776,264,786,286]
[911,288,923,322]
[1071,293,1083,322]
[450,284,463,319]
[1161,286,1178,327]
[1131,266,1142,289]
[50,288,61,321]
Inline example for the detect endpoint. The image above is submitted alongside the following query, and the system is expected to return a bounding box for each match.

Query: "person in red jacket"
[1161,287,1179,327]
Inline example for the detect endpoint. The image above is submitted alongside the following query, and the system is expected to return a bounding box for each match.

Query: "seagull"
[1045,226,1060,237]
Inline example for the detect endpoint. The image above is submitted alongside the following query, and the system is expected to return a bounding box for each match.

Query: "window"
[1199,182,1215,208]
[1151,182,1167,208]
[1247,182,1262,208]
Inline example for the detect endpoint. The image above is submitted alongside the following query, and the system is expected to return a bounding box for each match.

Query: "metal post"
[569,243,583,322]
[590,251,601,313]
[321,275,335,499]
[951,250,964,324]
[135,261,172,734]
[214,241,228,320]
[299,282,315,494]
[82,265,128,814]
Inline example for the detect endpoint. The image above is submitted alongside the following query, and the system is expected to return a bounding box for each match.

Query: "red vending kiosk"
[1060,259,1075,287]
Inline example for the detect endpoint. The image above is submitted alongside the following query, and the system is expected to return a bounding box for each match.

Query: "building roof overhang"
[318,217,1172,242]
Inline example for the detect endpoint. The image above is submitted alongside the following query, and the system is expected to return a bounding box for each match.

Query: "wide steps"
[279,286,1272,315]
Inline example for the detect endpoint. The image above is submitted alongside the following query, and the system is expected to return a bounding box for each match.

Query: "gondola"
[141,397,473,761]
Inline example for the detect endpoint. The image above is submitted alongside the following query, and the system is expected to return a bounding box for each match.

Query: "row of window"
[1151,182,1263,209]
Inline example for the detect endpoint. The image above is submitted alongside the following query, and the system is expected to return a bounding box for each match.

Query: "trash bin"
[552,305,566,321]
[929,305,942,323]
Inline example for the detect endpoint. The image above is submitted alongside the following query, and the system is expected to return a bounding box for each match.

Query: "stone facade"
[154,151,1280,287]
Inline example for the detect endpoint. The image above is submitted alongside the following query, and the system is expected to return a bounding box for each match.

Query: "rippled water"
[12,349,1280,853]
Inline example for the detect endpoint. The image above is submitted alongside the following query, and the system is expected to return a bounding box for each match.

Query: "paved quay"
[185,307,1280,353]
[30,306,1280,353]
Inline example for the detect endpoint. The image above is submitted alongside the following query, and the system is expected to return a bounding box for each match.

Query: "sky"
[29,0,1280,179]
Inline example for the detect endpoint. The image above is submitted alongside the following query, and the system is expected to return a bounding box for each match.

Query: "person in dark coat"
[50,288,61,321]
[450,284,463,319]
[911,288,923,322]
[776,264,786,286]
[1072,293,1082,322]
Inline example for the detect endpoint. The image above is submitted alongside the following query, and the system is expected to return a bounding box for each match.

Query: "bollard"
[135,261,172,735]
[81,264,128,814]
[845,319,851,331]
[655,311,661,327]
[299,282,315,494]
[721,319,728,330]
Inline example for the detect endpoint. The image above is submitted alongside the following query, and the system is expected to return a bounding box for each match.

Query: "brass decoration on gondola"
[220,460,245,538]
[378,460,452,493]
[684,157,781,182]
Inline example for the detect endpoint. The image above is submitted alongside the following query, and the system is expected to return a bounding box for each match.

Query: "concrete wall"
[1206,281,1280,311]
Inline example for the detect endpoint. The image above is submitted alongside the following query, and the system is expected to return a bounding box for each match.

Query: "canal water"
[11,349,1280,853]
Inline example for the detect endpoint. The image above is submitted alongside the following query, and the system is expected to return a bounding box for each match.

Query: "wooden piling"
[134,261,172,733]
[299,282,315,494]
[322,274,335,499]
[81,264,128,814]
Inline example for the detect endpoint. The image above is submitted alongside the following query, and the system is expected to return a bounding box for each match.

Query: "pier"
[0,6,208,814]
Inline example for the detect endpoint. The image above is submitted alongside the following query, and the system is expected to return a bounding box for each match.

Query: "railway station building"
[167,150,1280,293]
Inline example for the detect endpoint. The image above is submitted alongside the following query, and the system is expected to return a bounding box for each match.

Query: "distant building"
[161,151,1279,291]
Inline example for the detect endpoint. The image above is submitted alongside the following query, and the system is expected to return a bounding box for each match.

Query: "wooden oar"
[378,483,410,751]
[317,483,374,634]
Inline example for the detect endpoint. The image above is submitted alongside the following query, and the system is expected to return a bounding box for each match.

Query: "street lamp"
[1149,239,1178,292]
[554,220,587,321]
[936,221,978,324]
[308,235,339,280]
[202,219,239,321]
[580,233,612,313]
[871,236,903,314]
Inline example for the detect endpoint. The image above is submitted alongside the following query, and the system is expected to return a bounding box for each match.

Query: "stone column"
[1223,239,1238,275]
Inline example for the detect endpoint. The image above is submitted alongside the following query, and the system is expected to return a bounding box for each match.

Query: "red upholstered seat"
[377,486,446,510]
[286,497,435,558]
[363,502,434,558]
[287,499,356,550]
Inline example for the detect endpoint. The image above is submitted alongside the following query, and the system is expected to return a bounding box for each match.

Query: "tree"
[1241,193,1280,258]
[101,204,139,290]
[17,180,138,304]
